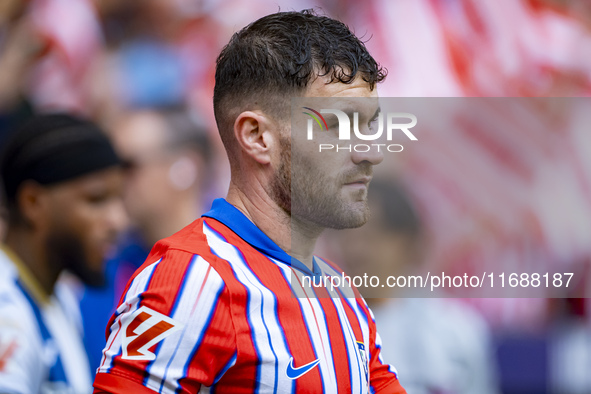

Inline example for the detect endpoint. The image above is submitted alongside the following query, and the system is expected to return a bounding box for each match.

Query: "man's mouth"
[344,176,372,187]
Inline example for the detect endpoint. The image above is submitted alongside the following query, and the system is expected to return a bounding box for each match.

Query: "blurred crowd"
[1,0,591,393]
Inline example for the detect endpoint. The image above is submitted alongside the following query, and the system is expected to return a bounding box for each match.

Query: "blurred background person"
[327,178,499,394]
[0,113,126,393]
[79,106,213,374]
[110,107,212,246]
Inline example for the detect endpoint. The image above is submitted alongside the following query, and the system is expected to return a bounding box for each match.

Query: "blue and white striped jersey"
[0,247,92,393]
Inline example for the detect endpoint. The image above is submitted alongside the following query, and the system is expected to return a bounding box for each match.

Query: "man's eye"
[86,193,109,204]
[368,117,379,131]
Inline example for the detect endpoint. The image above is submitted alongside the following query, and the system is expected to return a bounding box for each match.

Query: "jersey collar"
[202,198,321,277]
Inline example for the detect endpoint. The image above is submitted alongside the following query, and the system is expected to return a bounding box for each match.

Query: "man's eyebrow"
[347,106,381,119]
[335,105,380,117]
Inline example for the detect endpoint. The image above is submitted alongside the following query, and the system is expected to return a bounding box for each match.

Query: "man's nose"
[351,144,384,166]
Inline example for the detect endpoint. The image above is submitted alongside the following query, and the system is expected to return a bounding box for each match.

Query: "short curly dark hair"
[213,9,386,156]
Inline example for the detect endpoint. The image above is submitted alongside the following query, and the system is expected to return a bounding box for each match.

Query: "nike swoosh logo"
[286,356,320,380]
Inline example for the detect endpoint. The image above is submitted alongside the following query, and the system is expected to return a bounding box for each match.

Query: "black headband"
[1,114,121,201]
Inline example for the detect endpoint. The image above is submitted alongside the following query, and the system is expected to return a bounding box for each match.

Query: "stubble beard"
[46,226,105,287]
[270,136,371,230]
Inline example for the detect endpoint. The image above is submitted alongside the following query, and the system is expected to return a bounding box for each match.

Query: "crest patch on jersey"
[356,341,369,383]
[121,306,182,361]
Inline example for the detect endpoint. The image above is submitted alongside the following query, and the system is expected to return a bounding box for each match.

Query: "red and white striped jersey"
[93,198,406,394]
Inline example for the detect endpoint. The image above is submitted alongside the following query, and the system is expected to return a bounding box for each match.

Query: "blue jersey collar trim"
[202,198,321,277]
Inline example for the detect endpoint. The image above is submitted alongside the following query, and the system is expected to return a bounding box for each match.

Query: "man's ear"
[16,180,49,229]
[233,111,276,165]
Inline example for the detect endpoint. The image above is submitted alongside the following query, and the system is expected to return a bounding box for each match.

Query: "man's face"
[44,167,126,286]
[272,76,383,230]
[112,112,174,230]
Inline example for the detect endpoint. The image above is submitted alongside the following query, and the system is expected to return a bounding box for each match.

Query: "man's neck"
[4,228,57,296]
[226,181,321,270]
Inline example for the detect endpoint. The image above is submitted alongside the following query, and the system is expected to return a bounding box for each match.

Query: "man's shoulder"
[0,254,43,347]
[0,249,18,285]
[0,284,37,332]
[0,252,29,311]
[148,216,244,254]
[152,218,210,255]
[127,218,240,291]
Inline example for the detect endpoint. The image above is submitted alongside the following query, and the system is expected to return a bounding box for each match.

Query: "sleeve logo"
[121,306,182,361]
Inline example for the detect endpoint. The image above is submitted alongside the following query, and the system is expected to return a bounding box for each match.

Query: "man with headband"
[0,113,127,393]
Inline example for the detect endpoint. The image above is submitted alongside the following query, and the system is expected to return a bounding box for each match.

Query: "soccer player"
[0,114,126,393]
[94,10,406,393]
